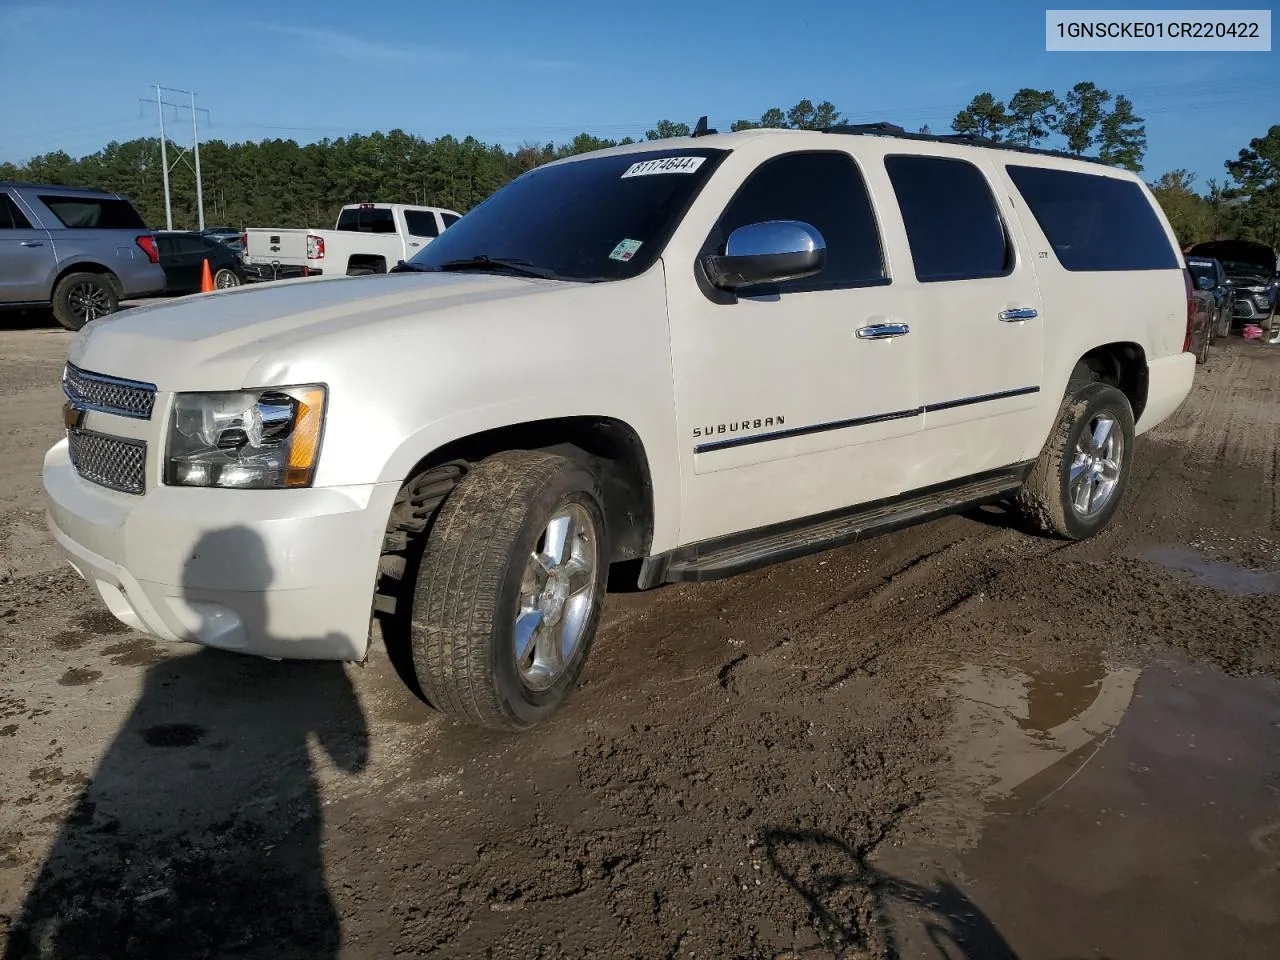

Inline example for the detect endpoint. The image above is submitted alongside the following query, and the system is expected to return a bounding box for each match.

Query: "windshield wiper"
[435,255,558,280]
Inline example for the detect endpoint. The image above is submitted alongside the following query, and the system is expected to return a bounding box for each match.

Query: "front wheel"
[409,450,610,729]
[1013,382,1136,540]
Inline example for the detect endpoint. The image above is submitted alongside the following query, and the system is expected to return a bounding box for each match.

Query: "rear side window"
[441,213,461,228]
[711,150,887,293]
[336,207,396,234]
[885,155,1011,282]
[1005,165,1178,272]
[38,195,145,229]
[403,210,439,237]
[0,194,32,229]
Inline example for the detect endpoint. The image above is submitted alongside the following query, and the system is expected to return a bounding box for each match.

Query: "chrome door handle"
[856,322,910,340]
[20,240,44,247]
[999,307,1038,321]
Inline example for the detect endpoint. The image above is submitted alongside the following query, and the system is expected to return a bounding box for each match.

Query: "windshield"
[405,147,728,282]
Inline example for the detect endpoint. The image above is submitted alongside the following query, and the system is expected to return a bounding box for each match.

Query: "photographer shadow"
[6,526,369,960]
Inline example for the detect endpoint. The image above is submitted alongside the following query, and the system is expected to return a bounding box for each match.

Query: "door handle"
[20,240,44,248]
[999,307,1038,322]
[409,241,420,247]
[856,322,910,340]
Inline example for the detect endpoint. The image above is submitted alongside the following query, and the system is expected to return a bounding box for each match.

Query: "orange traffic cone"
[200,258,214,293]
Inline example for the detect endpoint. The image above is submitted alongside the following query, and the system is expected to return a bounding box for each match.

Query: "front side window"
[38,195,146,229]
[1005,165,1179,272]
[708,151,887,294]
[885,155,1011,283]
[405,147,727,282]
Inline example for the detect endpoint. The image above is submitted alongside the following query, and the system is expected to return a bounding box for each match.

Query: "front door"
[882,154,1046,487]
[0,191,53,303]
[666,149,921,546]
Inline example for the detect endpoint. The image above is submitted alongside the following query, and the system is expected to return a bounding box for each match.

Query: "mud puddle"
[877,656,1280,958]
[1140,545,1280,595]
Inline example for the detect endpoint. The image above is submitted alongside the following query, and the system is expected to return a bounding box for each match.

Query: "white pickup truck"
[242,202,462,280]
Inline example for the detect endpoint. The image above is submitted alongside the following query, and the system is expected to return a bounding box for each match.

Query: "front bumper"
[1232,292,1274,321]
[43,438,398,661]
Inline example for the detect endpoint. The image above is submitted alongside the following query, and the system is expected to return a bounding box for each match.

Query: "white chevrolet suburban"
[44,123,1196,729]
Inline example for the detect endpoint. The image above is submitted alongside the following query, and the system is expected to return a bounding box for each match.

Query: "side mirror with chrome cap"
[703,220,827,291]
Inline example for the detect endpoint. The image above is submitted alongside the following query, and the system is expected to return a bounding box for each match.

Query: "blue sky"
[0,0,1275,187]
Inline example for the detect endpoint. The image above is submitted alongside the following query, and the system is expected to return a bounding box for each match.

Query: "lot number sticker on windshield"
[621,156,706,178]
[609,239,643,262]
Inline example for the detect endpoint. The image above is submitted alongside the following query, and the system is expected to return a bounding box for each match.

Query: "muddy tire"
[51,272,118,331]
[1013,382,1136,541]
[410,450,609,729]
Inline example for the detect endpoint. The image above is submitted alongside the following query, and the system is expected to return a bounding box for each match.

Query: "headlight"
[165,385,326,489]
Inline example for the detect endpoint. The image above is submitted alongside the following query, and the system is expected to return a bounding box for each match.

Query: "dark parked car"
[156,231,245,294]
[1185,256,1235,338]
[1186,239,1277,326]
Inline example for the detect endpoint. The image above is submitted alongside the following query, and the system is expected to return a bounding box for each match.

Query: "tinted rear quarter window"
[0,194,33,229]
[885,155,1011,282]
[1005,165,1178,271]
[403,210,439,237]
[441,213,461,228]
[38,195,145,229]
[712,150,887,293]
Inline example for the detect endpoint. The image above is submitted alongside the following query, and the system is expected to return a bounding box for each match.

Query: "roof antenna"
[691,115,716,137]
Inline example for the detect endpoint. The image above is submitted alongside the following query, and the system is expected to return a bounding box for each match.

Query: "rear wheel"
[213,267,241,289]
[51,272,118,331]
[409,450,610,729]
[1013,382,1135,540]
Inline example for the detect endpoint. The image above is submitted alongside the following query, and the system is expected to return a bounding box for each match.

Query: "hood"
[1186,240,1276,281]
[69,271,564,391]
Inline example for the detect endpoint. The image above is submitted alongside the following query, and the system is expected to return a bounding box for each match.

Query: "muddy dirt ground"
[1,318,1278,959]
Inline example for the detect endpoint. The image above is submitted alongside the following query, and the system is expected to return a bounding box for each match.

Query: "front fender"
[375,397,681,555]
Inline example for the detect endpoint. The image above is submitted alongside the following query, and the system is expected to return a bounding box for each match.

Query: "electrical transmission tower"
[139,85,211,231]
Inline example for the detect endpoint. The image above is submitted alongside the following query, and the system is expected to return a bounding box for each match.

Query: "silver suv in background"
[0,182,166,330]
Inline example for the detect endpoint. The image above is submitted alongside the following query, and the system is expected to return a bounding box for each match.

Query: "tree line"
[1,93,1275,250]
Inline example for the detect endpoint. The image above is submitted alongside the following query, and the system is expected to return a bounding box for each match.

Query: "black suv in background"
[1187,239,1277,327]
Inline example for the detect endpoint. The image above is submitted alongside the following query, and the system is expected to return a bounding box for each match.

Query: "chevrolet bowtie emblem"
[63,400,86,431]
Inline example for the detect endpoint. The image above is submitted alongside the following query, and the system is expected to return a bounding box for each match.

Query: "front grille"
[62,362,156,420]
[68,429,147,495]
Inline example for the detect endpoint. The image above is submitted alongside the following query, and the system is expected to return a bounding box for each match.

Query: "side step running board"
[658,468,1027,584]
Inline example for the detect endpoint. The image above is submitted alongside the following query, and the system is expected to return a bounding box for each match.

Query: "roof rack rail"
[819,122,1114,166]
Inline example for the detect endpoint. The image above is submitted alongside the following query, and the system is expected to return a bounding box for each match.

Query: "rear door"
[884,154,1045,486]
[0,190,54,303]
[401,208,440,256]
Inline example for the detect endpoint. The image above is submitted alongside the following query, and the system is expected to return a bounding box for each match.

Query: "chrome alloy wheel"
[513,502,599,691]
[68,281,112,322]
[1070,413,1124,518]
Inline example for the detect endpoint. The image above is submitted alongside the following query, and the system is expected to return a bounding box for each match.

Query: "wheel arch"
[391,415,657,563]
[51,260,122,297]
[1074,341,1149,423]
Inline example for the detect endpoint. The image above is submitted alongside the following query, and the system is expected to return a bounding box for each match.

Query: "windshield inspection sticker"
[620,156,706,178]
[609,239,643,262]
